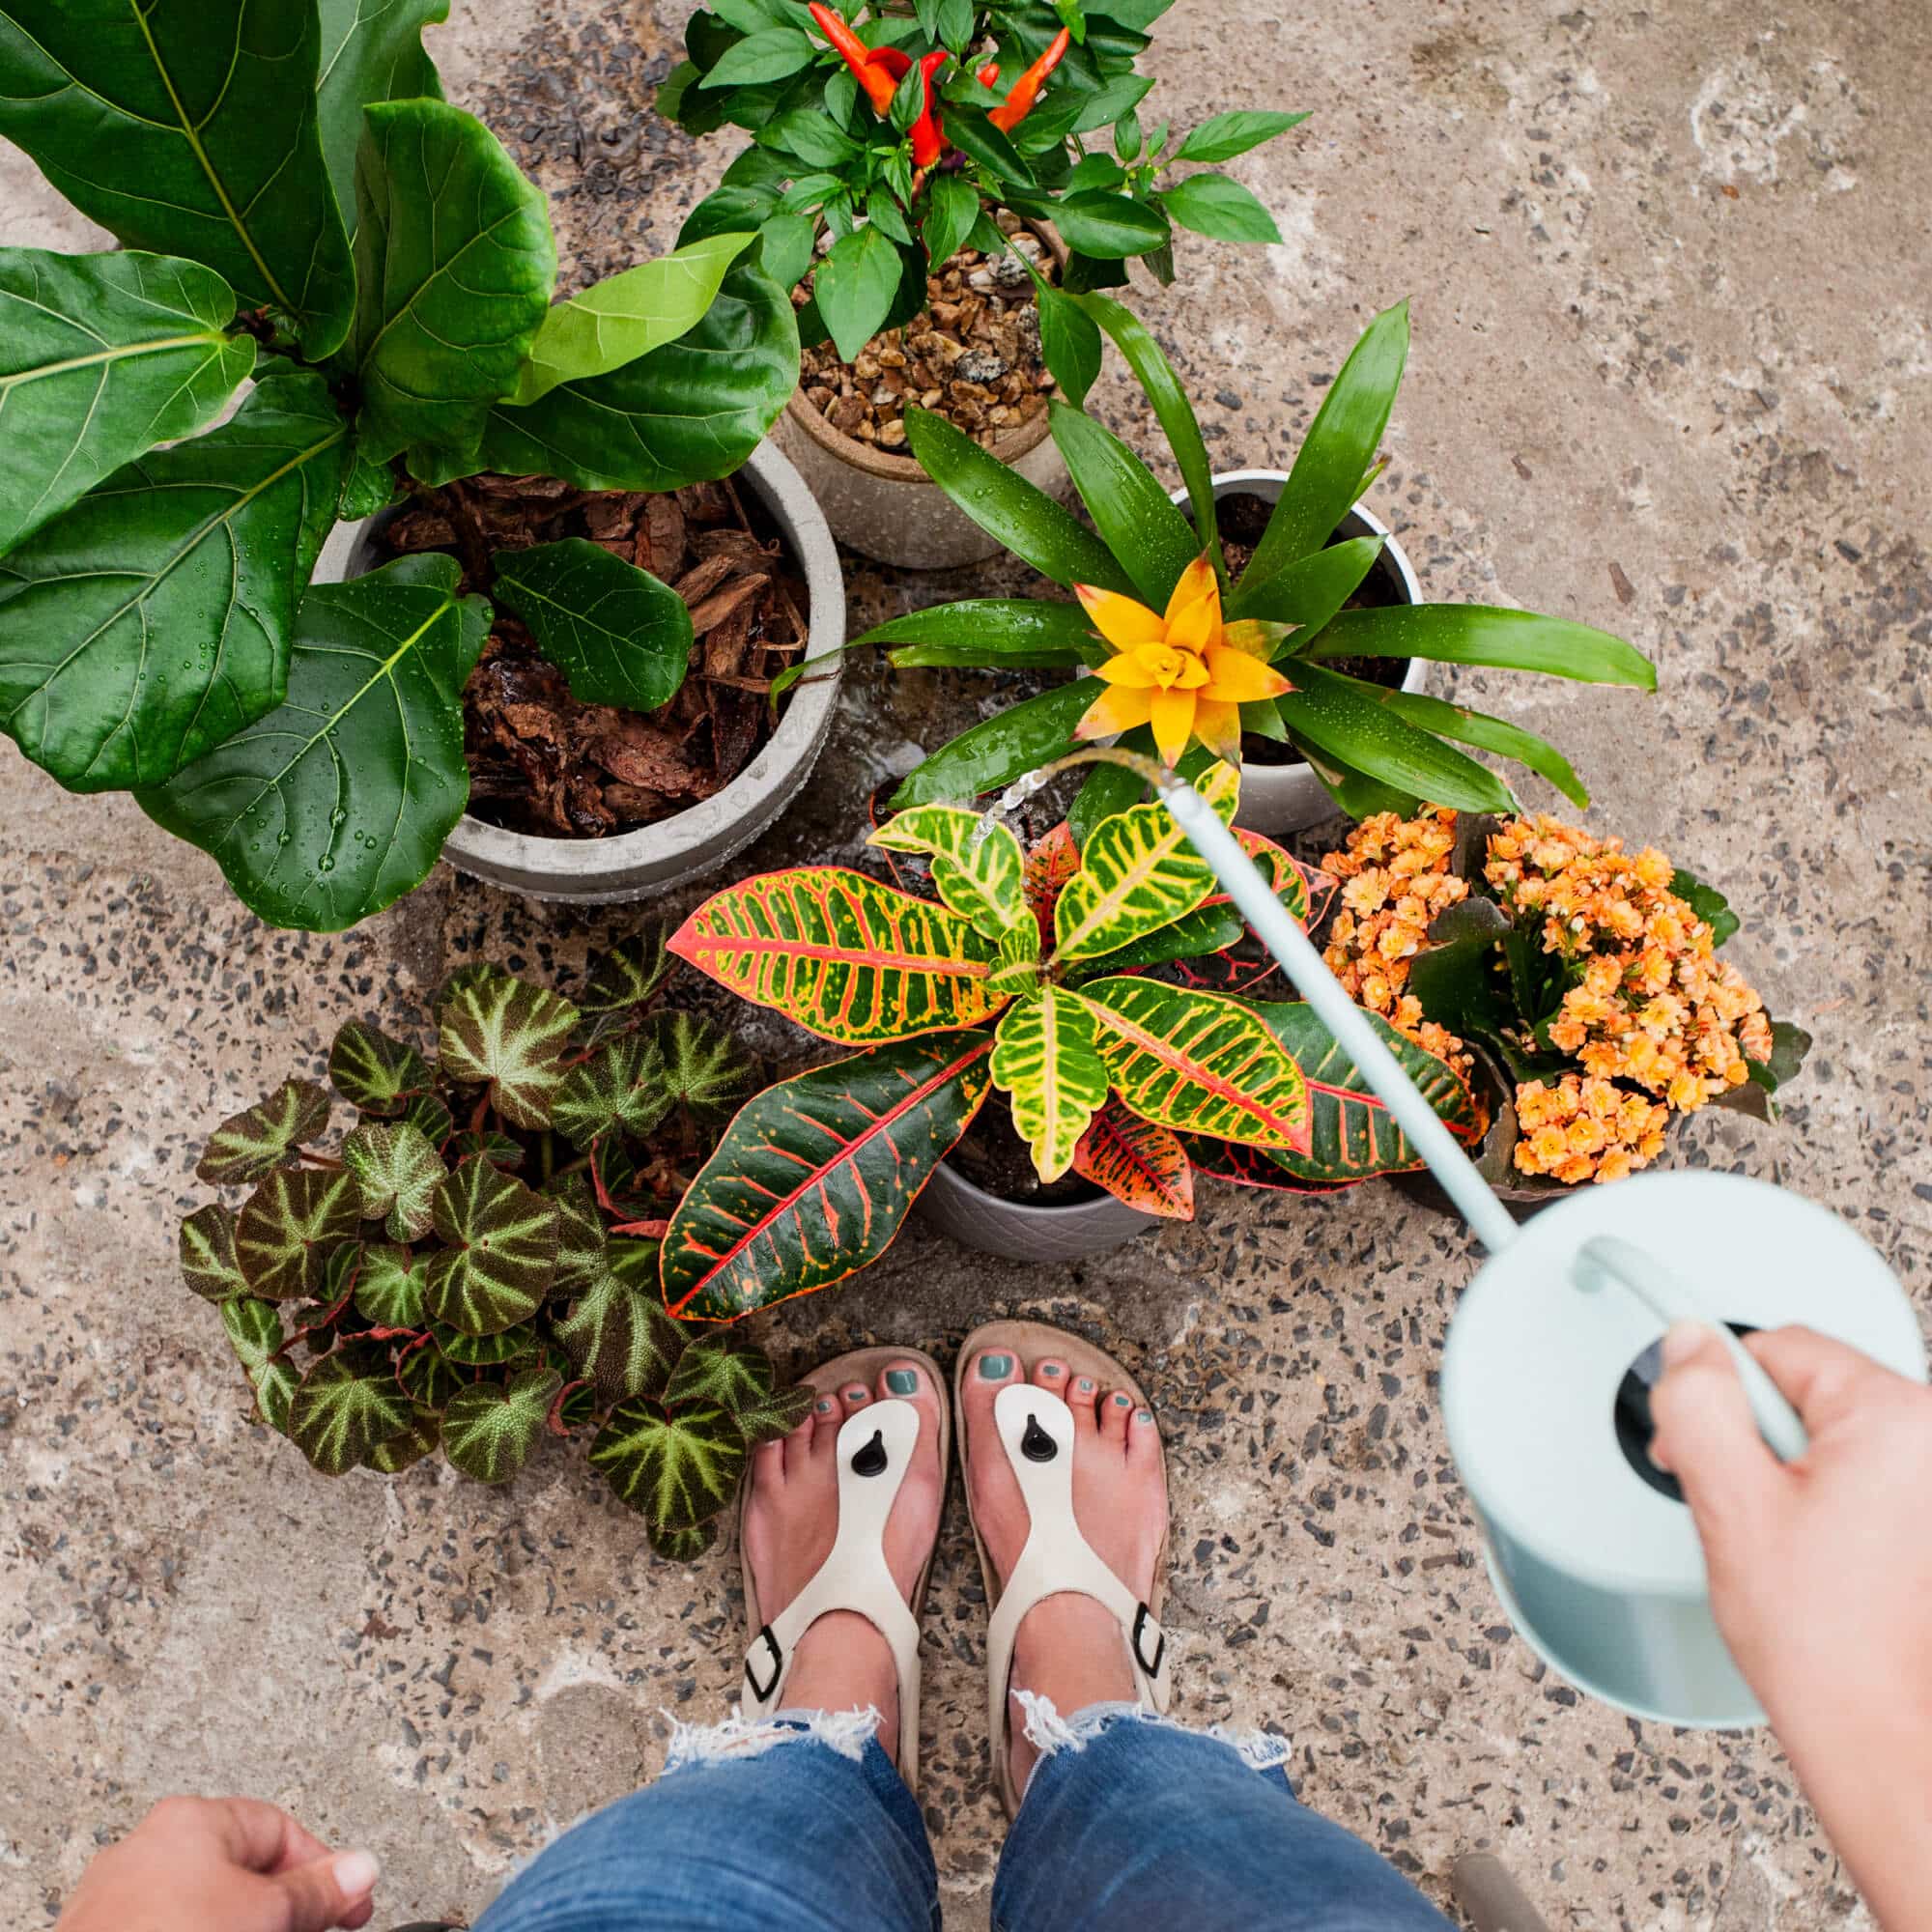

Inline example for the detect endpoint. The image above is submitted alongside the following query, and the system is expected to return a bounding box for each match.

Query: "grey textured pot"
[312,440,843,905]
[914,1156,1155,1263]
[1177,469,1427,837]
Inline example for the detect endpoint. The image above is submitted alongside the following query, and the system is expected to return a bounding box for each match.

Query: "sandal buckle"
[745,1625,783,1702]
[1131,1603,1165,1679]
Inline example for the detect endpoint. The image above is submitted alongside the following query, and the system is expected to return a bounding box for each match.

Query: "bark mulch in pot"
[380,472,810,838]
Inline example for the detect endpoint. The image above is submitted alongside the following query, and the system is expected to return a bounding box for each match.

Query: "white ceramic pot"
[311,440,844,905]
[1176,469,1427,836]
[914,1155,1156,1263]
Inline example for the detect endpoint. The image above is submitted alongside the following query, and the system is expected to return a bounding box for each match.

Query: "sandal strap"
[983,1383,1172,1761]
[741,1400,924,1782]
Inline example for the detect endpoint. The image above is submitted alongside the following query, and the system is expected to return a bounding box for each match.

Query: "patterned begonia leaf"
[423,1159,560,1335]
[350,1242,428,1327]
[1071,1102,1195,1220]
[648,1518,720,1562]
[590,1398,748,1533]
[578,930,672,1043]
[320,1238,365,1312]
[437,969,583,1128]
[220,1296,299,1433]
[398,1340,467,1407]
[650,1011,754,1122]
[327,1020,433,1117]
[867,804,1031,945]
[287,1344,414,1475]
[544,1172,609,1292]
[430,1318,541,1367]
[663,1337,809,1445]
[990,985,1111,1183]
[442,1367,562,1484]
[235,1168,362,1301]
[551,1032,673,1151]
[181,1202,247,1302]
[343,1120,446,1241]
[197,1079,332,1184]
[555,1240,683,1403]
[399,1091,456,1147]
[447,1129,525,1169]
[364,1403,442,1474]
[731,1378,815,1445]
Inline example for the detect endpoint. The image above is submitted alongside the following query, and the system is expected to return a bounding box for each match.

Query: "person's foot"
[962,1350,1166,1796]
[740,1358,945,1768]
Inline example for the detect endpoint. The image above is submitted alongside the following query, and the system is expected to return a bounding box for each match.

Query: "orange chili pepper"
[977,60,1001,89]
[807,2,897,113]
[987,26,1069,131]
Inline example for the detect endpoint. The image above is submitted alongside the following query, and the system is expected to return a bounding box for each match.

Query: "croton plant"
[660,761,1483,1320]
[178,939,808,1558]
[668,0,1302,359]
[0,0,797,933]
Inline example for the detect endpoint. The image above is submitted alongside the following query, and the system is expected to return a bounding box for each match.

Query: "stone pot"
[773,220,1070,570]
[1177,469,1428,837]
[914,1155,1156,1263]
[311,440,844,905]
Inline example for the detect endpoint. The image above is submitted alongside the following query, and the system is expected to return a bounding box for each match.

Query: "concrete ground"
[3,1,1927,1925]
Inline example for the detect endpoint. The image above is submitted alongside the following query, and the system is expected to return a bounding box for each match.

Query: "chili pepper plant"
[0,0,798,933]
[178,937,808,1558]
[665,0,1304,363]
[657,762,1484,1321]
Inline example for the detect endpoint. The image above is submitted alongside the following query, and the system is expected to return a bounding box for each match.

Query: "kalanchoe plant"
[178,935,807,1558]
[666,0,1303,361]
[799,297,1654,828]
[658,761,1482,1321]
[0,0,798,933]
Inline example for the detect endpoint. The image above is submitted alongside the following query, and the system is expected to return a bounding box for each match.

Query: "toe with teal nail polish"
[886,1369,919,1396]
[979,1354,1012,1379]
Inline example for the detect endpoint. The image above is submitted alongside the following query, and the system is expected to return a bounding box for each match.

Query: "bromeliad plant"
[0,0,798,932]
[178,938,808,1558]
[810,296,1655,828]
[658,761,1483,1321]
[666,0,1302,361]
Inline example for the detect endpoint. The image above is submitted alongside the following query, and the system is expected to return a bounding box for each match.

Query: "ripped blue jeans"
[475,1699,1455,1932]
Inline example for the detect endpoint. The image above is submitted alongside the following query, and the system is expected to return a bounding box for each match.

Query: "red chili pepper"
[807,2,897,114]
[988,26,1069,131]
[977,59,1001,90]
[910,48,951,168]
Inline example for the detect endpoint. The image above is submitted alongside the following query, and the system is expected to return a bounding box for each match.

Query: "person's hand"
[54,1796,379,1932]
[1651,1321,1932,1932]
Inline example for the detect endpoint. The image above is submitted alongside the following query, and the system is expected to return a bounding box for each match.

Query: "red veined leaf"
[1022,819,1080,940]
[660,1031,995,1322]
[1179,1136,1357,1195]
[1072,1101,1195,1220]
[668,867,1006,1045]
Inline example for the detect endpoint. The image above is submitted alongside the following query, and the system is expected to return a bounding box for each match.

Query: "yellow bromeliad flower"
[1072,554,1292,768]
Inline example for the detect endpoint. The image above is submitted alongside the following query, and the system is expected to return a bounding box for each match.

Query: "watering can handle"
[1575,1236,1810,1463]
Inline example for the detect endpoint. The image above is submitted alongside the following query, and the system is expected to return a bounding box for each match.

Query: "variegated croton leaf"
[235,1168,362,1301]
[343,1121,445,1241]
[650,1011,754,1123]
[437,967,582,1128]
[867,804,1031,945]
[349,1243,428,1327]
[590,1398,748,1533]
[442,1367,563,1485]
[552,1032,673,1151]
[665,1336,811,1444]
[578,929,672,1043]
[327,1020,433,1117]
[287,1345,415,1476]
[1072,1101,1195,1221]
[555,1240,684,1403]
[196,1079,332,1184]
[181,1203,247,1303]
[1022,819,1080,939]
[990,985,1111,1183]
[423,1158,560,1336]
[220,1297,300,1433]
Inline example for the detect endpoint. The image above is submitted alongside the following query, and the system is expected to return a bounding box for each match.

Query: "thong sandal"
[736,1345,950,1794]
[953,1320,1172,1817]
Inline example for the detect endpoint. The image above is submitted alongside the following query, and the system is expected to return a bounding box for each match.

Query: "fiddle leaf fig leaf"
[220,1296,299,1433]
[555,1240,683,1403]
[423,1158,560,1335]
[235,1169,361,1302]
[197,1079,332,1185]
[350,1242,429,1327]
[552,1033,674,1151]
[364,1402,441,1473]
[429,1318,540,1367]
[648,1517,719,1562]
[590,1398,748,1533]
[650,1011,754,1122]
[437,969,583,1129]
[287,1344,414,1475]
[543,1172,608,1290]
[399,1340,466,1407]
[328,1020,434,1117]
[442,1366,561,1484]
[181,1203,247,1303]
[316,0,449,235]
[343,1120,445,1240]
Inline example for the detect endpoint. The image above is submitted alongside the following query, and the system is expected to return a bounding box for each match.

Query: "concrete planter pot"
[915,1154,1156,1263]
[1177,469,1427,837]
[311,440,844,906]
[773,221,1071,570]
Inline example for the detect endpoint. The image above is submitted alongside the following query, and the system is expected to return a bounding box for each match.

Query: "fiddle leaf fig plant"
[0,0,799,934]
[177,936,802,1557]
[661,761,1483,1321]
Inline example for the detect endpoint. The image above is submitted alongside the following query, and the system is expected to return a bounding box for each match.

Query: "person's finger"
[198,1798,319,1875]
[1649,1322,1784,1548]
[270,1848,380,1932]
[1743,1325,1897,1431]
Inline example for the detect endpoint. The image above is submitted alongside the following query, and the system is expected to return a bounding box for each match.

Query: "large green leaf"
[1049,191,1169,257]
[591,1398,748,1532]
[0,248,255,556]
[853,598,1101,673]
[1174,109,1308,163]
[1379,689,1589,809]
[139,552,490,931]
[662,1030,995,1321]
[0,369,347,793]
[556,1240,684,1402]
[1227,533,1380,630]
[316,0,447,235]
[350,99,555,466]
[287,1343,414,1475]
[327,1019,433,1118]
[197,1077,331,1184]
[220,1295,299,1432]
[423,1158,561,1335]
[0,0,355,357]
[891,678,1101,809]
[813,221,907,363]
[867,803,1030,945]
[491,539,693,713]
[463,260,797,493]
[651,1011,754,1122]
[1158,172,1281,243]
[234,1167,361,1302]
[1307,604,1656,688]
[551,1033,674,1150]
[442,1366,561,1484]
[342,1120,445,1240]
[437,968,582,1129]
[990,985,1111,1181]
[181,1202,246,1303]
[1048,402,1199,610]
